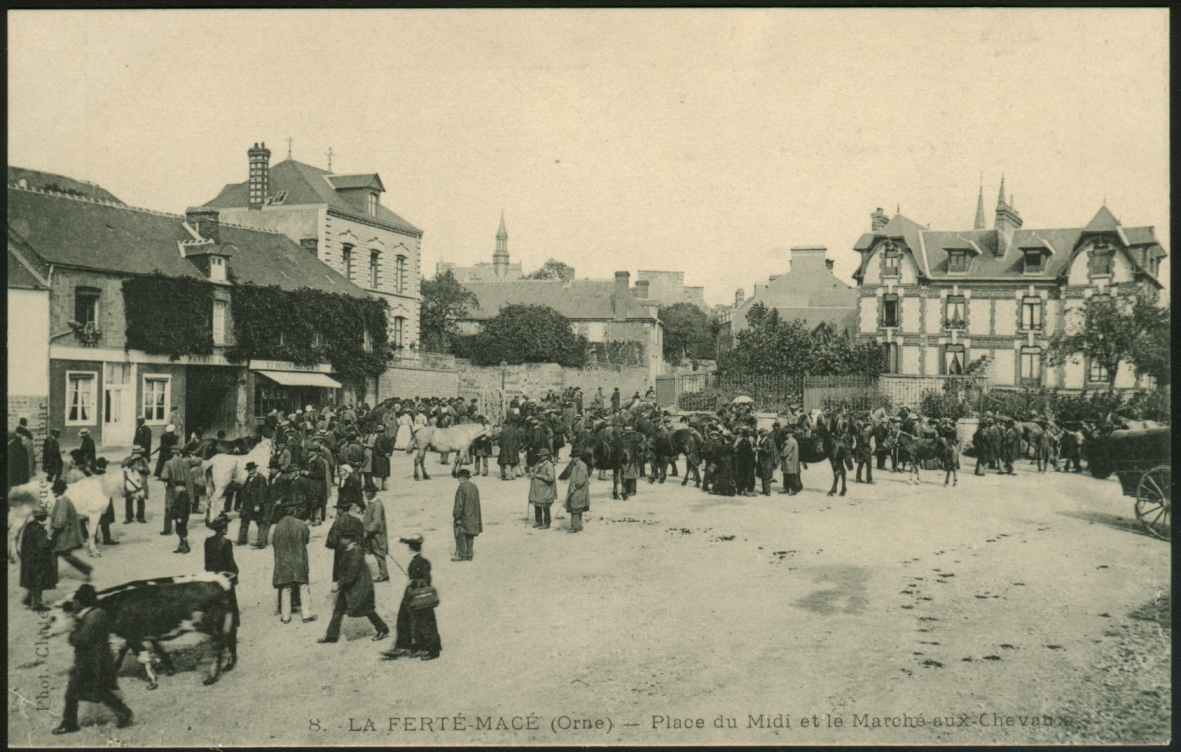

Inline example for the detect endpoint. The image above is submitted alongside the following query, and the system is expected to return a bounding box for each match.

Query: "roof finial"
[997,173,1007,207]
[326,146,334,172]
[896,203,900,215]
[287,137,293,160]
[973,174,987,229]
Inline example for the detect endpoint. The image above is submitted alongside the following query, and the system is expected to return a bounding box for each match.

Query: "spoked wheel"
[1134,464,1171,540]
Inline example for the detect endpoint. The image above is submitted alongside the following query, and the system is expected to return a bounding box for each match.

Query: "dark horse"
[593,425,625,499]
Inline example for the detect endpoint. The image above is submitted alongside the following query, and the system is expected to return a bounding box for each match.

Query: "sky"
[8,9,1170,306]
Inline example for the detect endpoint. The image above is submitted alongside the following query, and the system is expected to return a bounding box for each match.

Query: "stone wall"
[7,394,49,468]
[379,363,459,400]
[454,360,651,402]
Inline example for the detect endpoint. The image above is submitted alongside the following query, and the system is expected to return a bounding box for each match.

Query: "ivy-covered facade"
[9,177,384,448]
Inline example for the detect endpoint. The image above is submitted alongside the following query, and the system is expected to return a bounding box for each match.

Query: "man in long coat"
[237,462,270,548]
[272,504,315,623]
[1003,420,1022,476]
[780,427,802,495]
[973,418,992,476]
[43,428,64,483]
[52,585,133,734]
[363,482,390,582]
[452,469,482,561]
[51,479,93,579]
[497,421,520,481]
[318,529,389,643]
[155,424,178,479]
[160,447,194,537]
[20,507,57,611]
[133,419,152,465]
[327,497,366,581]
[755,428,779,496]
[565,450,591,532]
[529,448,556,529]
[7,433,31,490]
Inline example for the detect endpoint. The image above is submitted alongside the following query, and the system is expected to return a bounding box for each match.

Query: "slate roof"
[854,205,1165,284]
[204,159,421,236]
[7,229,48,290]
[459,279,656,322]
[7,186,370,297]
[8,165,124,205]
[327,173,384,191]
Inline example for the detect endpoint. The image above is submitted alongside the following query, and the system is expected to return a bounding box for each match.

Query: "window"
[392,316,406,349]
[944,296,966,329]
[143,376,171,423]
[395,255,408,295]
[362,328,373,353]
[1024,250,1044,274]
[311,330,322,348]
[1020,297,1042,331]
[209,256,227,283]
[880,342,899,374]
[342,244,354,280]
[943,345,965,375]
[74,286,101,326]
[1088,243,1114,276]
[948,251,968,273]
[1088,359,1110,384]
[881,295,899,327]
[212,299,228,345]
[368,193,378,216]
[301,238,319,256]
[66,372,97,425]
[881,245,901,276]
[1020,348,1042,385]
[369,250,380,289]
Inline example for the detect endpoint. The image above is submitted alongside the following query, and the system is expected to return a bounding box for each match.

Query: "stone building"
[851,181,1167,388]
[8,176,372,450]
[202,142,424,368]
[726,246,859,346]
[7,228,51,454]
[436,212,525,283]
[634,270,706,310]
[456,271,665,380]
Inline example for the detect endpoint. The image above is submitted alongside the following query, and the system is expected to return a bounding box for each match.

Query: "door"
[102,363,136,447]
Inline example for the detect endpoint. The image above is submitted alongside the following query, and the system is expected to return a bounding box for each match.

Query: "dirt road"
[6,453,1170,746]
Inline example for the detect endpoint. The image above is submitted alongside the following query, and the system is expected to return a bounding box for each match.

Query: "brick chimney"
[248,141,271,210]
[613,271,630,321]
[185,207,220,244]
[871,207,889,232]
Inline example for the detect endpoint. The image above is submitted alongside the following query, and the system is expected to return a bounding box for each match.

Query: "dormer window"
[947,250,969,273]
[881,243,901,276]
[368,193,378,217]
[209,255,227,283]
[1088,243,1114,276]
[1023,250,1044,274]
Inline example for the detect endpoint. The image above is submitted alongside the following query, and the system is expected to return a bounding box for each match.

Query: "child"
[172,483,192,554]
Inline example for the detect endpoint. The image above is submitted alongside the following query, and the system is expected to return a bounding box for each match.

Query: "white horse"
[407,422,488,480]
[202,438,273,515]
[7,468,142,562]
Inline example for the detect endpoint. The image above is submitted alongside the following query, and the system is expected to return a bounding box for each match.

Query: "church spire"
[973,176,986,229]
[493,210,509,275]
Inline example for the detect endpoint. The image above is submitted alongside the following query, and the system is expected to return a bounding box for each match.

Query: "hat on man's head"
[208,513,231,533]
[456,468,471,478]
[245,461,258,471]
[399,533,424,545]
[33,507,49,519]
[79,428,89,436]
[165,425,175,433]
[52,478,68,495]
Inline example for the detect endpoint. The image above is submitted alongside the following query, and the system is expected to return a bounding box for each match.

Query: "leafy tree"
[419,270,478,353]
[464,304,588,367]
[525,258,576,282]
[1046,291,1169,391]
[658,302,718,364]
[719,302,881,378]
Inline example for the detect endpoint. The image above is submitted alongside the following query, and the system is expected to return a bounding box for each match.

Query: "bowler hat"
[208,514,230,532]
[245,461,258,470]
[399,533,424,545]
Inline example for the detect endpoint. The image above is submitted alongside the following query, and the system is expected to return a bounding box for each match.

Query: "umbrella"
[732,395,754,405]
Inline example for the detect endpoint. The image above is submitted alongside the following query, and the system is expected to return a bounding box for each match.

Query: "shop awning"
[254,370,342,389]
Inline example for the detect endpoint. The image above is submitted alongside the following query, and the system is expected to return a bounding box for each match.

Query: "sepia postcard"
[5,7,1171,747]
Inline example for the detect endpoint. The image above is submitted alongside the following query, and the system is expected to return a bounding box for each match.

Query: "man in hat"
[610,387,621,413]
[452,469,482,561]
[155,423,178,479]
[237,461,269,548]
[43,427,64,484]
[973,417,992,476]
[273,502,316,623]
[204,513,238,577]
[362,480,390,582]
[326,496,366,581]
[133,418,152,468]
[170,466,193,555]
[565,450,592,532]
[7,431,31,490]
[755,427,779,496]
[52,584,134,734]
[853,417,875,485]
[1002,418,1021,476]
[78,428,97,474]
[20,505,57,611]
[122,446,150,524]
[780,426,802,495]
[529,447,556,529]
[318,528,389,643]
[160,443,193,537]
[51,478,92,579]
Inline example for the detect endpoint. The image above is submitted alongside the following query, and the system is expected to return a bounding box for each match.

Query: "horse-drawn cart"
[1090,426,1171,540]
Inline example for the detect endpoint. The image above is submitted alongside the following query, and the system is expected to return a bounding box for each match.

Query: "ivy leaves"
[123,274,214,359]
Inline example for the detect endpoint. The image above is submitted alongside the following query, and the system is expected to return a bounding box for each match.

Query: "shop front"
[247,359,342,422]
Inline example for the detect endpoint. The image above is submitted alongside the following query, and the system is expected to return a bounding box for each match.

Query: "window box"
[68,320,102,347]
[942,317,967,331]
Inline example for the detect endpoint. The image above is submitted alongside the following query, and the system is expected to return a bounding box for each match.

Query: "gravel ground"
[6,452,1171,746]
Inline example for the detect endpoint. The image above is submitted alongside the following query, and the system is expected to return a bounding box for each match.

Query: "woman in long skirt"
[382,535,441,661]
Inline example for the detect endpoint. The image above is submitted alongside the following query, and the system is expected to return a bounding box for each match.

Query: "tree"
[719,302,881,379]
[419,270,478,353]
[1046,290,1169,391]
[658,302,718,364]
[464,304,588,367]
[525,258,576,282]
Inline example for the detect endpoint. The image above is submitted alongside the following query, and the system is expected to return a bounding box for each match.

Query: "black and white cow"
[44,572,240,689]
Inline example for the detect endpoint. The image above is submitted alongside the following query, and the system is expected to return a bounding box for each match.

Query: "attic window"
[948,250,969,273]
[1088,243,1114,276]
[209,255,227,283]
[368,193,378,217]
[266,190,288,206]
[1023,250,1044,274]
[881,243,901,276]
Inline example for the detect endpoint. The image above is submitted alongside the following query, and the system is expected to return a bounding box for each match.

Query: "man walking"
[273,504,316,624]
[51,478,92,580]
[318,529,389,643]
[52,585,133,734]
[452,469,482,561]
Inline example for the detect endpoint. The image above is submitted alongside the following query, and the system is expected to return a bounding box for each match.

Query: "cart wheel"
[1134,464,1171,541]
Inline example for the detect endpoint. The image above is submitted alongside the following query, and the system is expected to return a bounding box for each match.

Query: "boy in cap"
[452,469,482,561]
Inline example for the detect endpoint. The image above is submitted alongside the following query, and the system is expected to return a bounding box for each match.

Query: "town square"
[4,8,1171,748]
